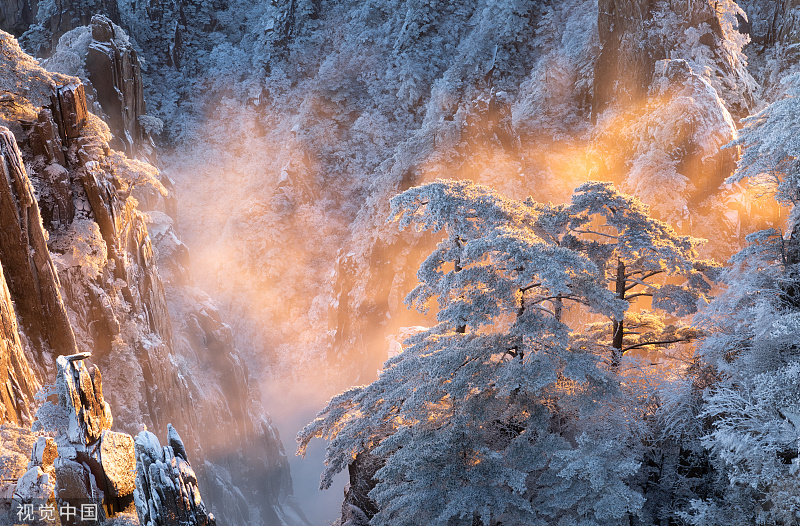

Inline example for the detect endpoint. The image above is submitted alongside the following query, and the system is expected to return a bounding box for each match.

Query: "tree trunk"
[554,294,563,323]
[611,259,625,367]
[454,237,466,333]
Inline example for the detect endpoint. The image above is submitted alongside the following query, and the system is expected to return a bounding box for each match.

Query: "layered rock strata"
[0,30,305,526]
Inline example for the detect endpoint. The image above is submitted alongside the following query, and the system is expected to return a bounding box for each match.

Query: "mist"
[5,0,800,523]
[157,1,788,520]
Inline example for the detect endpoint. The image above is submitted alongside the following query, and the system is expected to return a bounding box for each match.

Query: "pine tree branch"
[621,338,691,353]
[572,229,618,239]
[519,282,542,293]
[623,269,665,282]
[625,292,653,300]
[624,275,658,291]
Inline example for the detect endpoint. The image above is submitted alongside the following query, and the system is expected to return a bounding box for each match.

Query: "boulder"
[98,430,135,497]
[14,466,55,502]
[29,436,58,472]
[53,457,98,501]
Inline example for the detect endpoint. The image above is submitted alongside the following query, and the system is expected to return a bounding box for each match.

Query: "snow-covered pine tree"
[683,227,800,525]
[535,181,716,367]
[685,73,800,524]
[299,179,715,525]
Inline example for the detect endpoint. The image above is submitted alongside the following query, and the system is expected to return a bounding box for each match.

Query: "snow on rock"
[0,25,310,526]
[618,58,738,225]
[134,426,216,526]
[14,465,55,502]
[594,0,753,119]
[0,425,38,512]
[56,354,113,445]
[27,354,137,521]
[84,15,154,160]
[0,126,79,375]
[166,423,187,462]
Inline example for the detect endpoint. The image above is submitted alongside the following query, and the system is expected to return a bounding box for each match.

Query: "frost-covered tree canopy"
[685,225,800,525]
[299,179,720,525]
[12,0,800,524]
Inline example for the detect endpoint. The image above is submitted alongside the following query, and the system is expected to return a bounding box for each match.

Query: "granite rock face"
[0,252,39,427]
[740,0,800,46]
[0,31,305,526]
[0,128,79,373]
[593,0,657,118]
[99,430,136,498]
[593,0,753,119]
[84,15,154,160]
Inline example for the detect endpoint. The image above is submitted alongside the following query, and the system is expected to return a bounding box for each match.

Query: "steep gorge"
[3,0,800,524]
[0,24,307,526]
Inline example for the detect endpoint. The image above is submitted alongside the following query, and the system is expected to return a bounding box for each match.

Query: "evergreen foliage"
[687,73,800,526]
[300,179,714,525]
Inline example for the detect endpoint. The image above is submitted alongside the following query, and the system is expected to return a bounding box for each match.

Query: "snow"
[8,0,800,523]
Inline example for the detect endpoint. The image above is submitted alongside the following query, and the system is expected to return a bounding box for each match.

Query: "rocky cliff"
[4,1,797,524]
[0,29,306,526]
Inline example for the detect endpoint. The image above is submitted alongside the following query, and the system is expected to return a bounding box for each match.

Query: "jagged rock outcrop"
[57,352,113,444]
[134,425,216,526]
[6,354,138,523]
[593,0,753,119]
[48,354,136,521]
[32,16,156,161]
[84,15,153,160]
[0,30,307,526]
[0,127,79,372]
